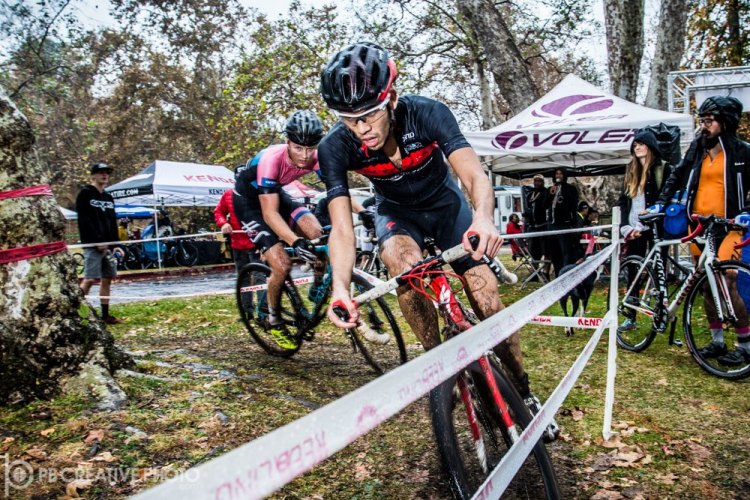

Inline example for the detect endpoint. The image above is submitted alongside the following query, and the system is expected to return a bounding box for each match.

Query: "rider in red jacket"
[214,165,258,271]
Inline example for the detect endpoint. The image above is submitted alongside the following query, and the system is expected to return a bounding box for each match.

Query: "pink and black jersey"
[235,144,320,205]
[318,95,471,206]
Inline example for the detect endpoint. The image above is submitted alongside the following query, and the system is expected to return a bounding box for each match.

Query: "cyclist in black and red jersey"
[318,41,558,440]
[234,110,326,348]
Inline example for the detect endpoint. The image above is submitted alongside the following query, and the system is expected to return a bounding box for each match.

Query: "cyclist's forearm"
[330,227,356,294]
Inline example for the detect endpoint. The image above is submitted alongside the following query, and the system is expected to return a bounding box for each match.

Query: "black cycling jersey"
[318,95,471,206]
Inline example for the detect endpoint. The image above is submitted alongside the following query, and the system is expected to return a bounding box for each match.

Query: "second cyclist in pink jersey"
[235,110,325,347]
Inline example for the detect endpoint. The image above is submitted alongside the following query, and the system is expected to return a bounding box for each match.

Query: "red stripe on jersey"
[356,142,438,178]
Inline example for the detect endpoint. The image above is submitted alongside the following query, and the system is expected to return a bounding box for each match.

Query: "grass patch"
[1,259,748,498]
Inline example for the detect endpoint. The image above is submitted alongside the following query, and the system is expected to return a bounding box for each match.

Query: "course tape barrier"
[530,315,604,329]
[133,242,614,500]
[67,231,225,250]
[472,312,613,500]
[85,289,234,303]
[500,224,609,240]
[0,241,67,265]
[0,184,54,200]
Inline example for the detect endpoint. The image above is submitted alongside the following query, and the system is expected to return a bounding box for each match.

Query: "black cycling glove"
[292,238,318,262]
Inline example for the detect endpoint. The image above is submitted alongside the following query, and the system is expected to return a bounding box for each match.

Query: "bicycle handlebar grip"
[332,300,350,322]
[466,231,518,284]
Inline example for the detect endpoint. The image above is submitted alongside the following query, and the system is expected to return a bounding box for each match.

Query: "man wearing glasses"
[234,110,325,348]
[656,95,750,365]
[318,41,559,441]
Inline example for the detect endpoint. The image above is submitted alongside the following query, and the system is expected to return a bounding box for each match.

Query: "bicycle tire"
[683,260,750,380]
[175,241,199,267]
[124,245,142,270]
[347,273,407,374]
[613,256,659,352]
[429,361,560,499]
[236,263,302,357]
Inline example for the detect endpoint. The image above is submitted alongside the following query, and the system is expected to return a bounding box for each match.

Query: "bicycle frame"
[422,254,521,468]
[622,222,740,327]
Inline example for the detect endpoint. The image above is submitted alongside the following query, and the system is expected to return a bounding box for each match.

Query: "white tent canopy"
[465,74,695,178]
[106,160,234,206]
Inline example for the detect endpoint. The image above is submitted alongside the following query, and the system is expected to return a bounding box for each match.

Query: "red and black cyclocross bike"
[335,234,560,499]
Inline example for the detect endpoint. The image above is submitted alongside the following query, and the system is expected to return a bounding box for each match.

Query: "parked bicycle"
[614,213,750,380]
[235,231,407,374]
[342,234,559,499]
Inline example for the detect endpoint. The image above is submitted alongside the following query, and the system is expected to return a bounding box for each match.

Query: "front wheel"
[612,256,659,352]
[236,263,301,357]
[429,362,560,499]
[683,260,750,380]
[175,241,199,267]
[348,274,407,374]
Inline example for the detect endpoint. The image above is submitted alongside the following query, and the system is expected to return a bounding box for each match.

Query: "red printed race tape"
[0,184,54,201]
[0,241,67,264]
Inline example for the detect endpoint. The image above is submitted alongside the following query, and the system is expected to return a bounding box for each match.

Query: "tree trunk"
[457,0,539,115]
[0,88,132,408]
[604,0,645,100]
[645,0,690,110]
[476,58,495,129]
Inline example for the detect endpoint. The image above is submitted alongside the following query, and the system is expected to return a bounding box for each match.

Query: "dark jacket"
[76,185,119,244]
[618,160,668,223]
[658,135,750,219]
[526,188,548,229]
[546,182,578,227]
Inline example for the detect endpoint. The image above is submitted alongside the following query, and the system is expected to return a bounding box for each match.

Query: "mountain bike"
[614,213,750,380]
[342,234,560,499]
[235,232,407,374]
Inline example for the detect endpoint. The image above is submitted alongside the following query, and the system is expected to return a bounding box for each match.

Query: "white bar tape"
[471,312,613,500]
[529,315,604,329]
[133,244,614,500]
[352,268,398,296]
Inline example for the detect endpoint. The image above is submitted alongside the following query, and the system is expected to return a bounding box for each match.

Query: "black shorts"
[235,190,312,253]
[374,182,482,275]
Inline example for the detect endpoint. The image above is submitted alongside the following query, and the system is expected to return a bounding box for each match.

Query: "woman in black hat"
[618,128,666,259]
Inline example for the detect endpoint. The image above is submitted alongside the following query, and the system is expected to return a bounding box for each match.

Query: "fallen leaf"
[3,437,15,444]
[655,378,668,386]
[165,316,179,324]
[25,447,47,460]
[612,421,630,430]
[641,454,653,465]
[84,429,104,444]
[65,478,94,498]
[91,451,118,463]
[656,472,678,485]
[591,489,624,499]
[599,436,624,449]
[40,427,55,437]
[354,463,370,481]
[572,409,584,421]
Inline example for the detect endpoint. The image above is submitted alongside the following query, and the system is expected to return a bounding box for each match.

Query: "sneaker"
[524,394,560,443]
[103,316,123,325]
[697,342,727,359]
[717,348,750,366]
[618,318,637,332]
[267,323,298,350]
